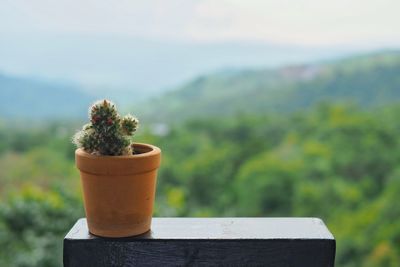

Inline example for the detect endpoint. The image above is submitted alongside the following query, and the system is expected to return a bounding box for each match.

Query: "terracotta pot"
[75,143,161,237]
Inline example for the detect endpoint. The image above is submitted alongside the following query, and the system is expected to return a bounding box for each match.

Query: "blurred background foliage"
[1,102,399,266]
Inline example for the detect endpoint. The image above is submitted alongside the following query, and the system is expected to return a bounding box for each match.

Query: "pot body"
[75,143,161,237]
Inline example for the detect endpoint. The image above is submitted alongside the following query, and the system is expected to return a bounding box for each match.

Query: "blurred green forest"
[1,51,400,266]
[0,103,399,266]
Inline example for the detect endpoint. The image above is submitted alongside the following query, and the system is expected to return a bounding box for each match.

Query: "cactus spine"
[73,100,139,156]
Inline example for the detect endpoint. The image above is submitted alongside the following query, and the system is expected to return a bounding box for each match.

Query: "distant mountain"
[0,34,357,97]
[138,51,400,123]
[0,74,92,119]
[2,51,399,121]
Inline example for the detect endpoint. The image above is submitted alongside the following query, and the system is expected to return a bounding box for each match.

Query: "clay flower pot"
[75,143,161,237]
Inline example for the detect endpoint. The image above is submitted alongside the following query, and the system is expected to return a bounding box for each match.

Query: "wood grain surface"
[64,217,335,267]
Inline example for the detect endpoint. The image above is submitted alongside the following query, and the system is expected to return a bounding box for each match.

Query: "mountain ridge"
[137,50,400,123]
[1,50,399,121]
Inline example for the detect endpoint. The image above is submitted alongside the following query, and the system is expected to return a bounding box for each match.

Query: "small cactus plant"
[73,100,139,156]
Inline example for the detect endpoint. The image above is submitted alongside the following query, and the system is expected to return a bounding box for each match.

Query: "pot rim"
[75,143,161,159]
[75,143,161,175]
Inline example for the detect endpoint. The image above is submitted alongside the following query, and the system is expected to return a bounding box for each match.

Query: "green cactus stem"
[72,100,139,156]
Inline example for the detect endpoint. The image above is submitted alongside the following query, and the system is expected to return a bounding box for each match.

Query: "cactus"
[73,100,139,156]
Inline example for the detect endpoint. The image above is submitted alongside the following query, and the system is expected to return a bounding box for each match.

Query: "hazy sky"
[1,0,399,46]
[1,0,399,93]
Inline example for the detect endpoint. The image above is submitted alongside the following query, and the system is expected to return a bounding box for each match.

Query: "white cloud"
[1,0,399,46]
[186,0,400,46]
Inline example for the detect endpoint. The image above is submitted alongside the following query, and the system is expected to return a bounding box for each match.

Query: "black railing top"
[64,217,336,266]
[65,217,334,240]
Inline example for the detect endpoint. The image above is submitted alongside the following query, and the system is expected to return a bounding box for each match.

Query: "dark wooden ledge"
[64,217,335,266]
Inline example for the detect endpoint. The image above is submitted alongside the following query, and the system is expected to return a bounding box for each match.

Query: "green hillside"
[139,51,400,123]
[1,104,400,266]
